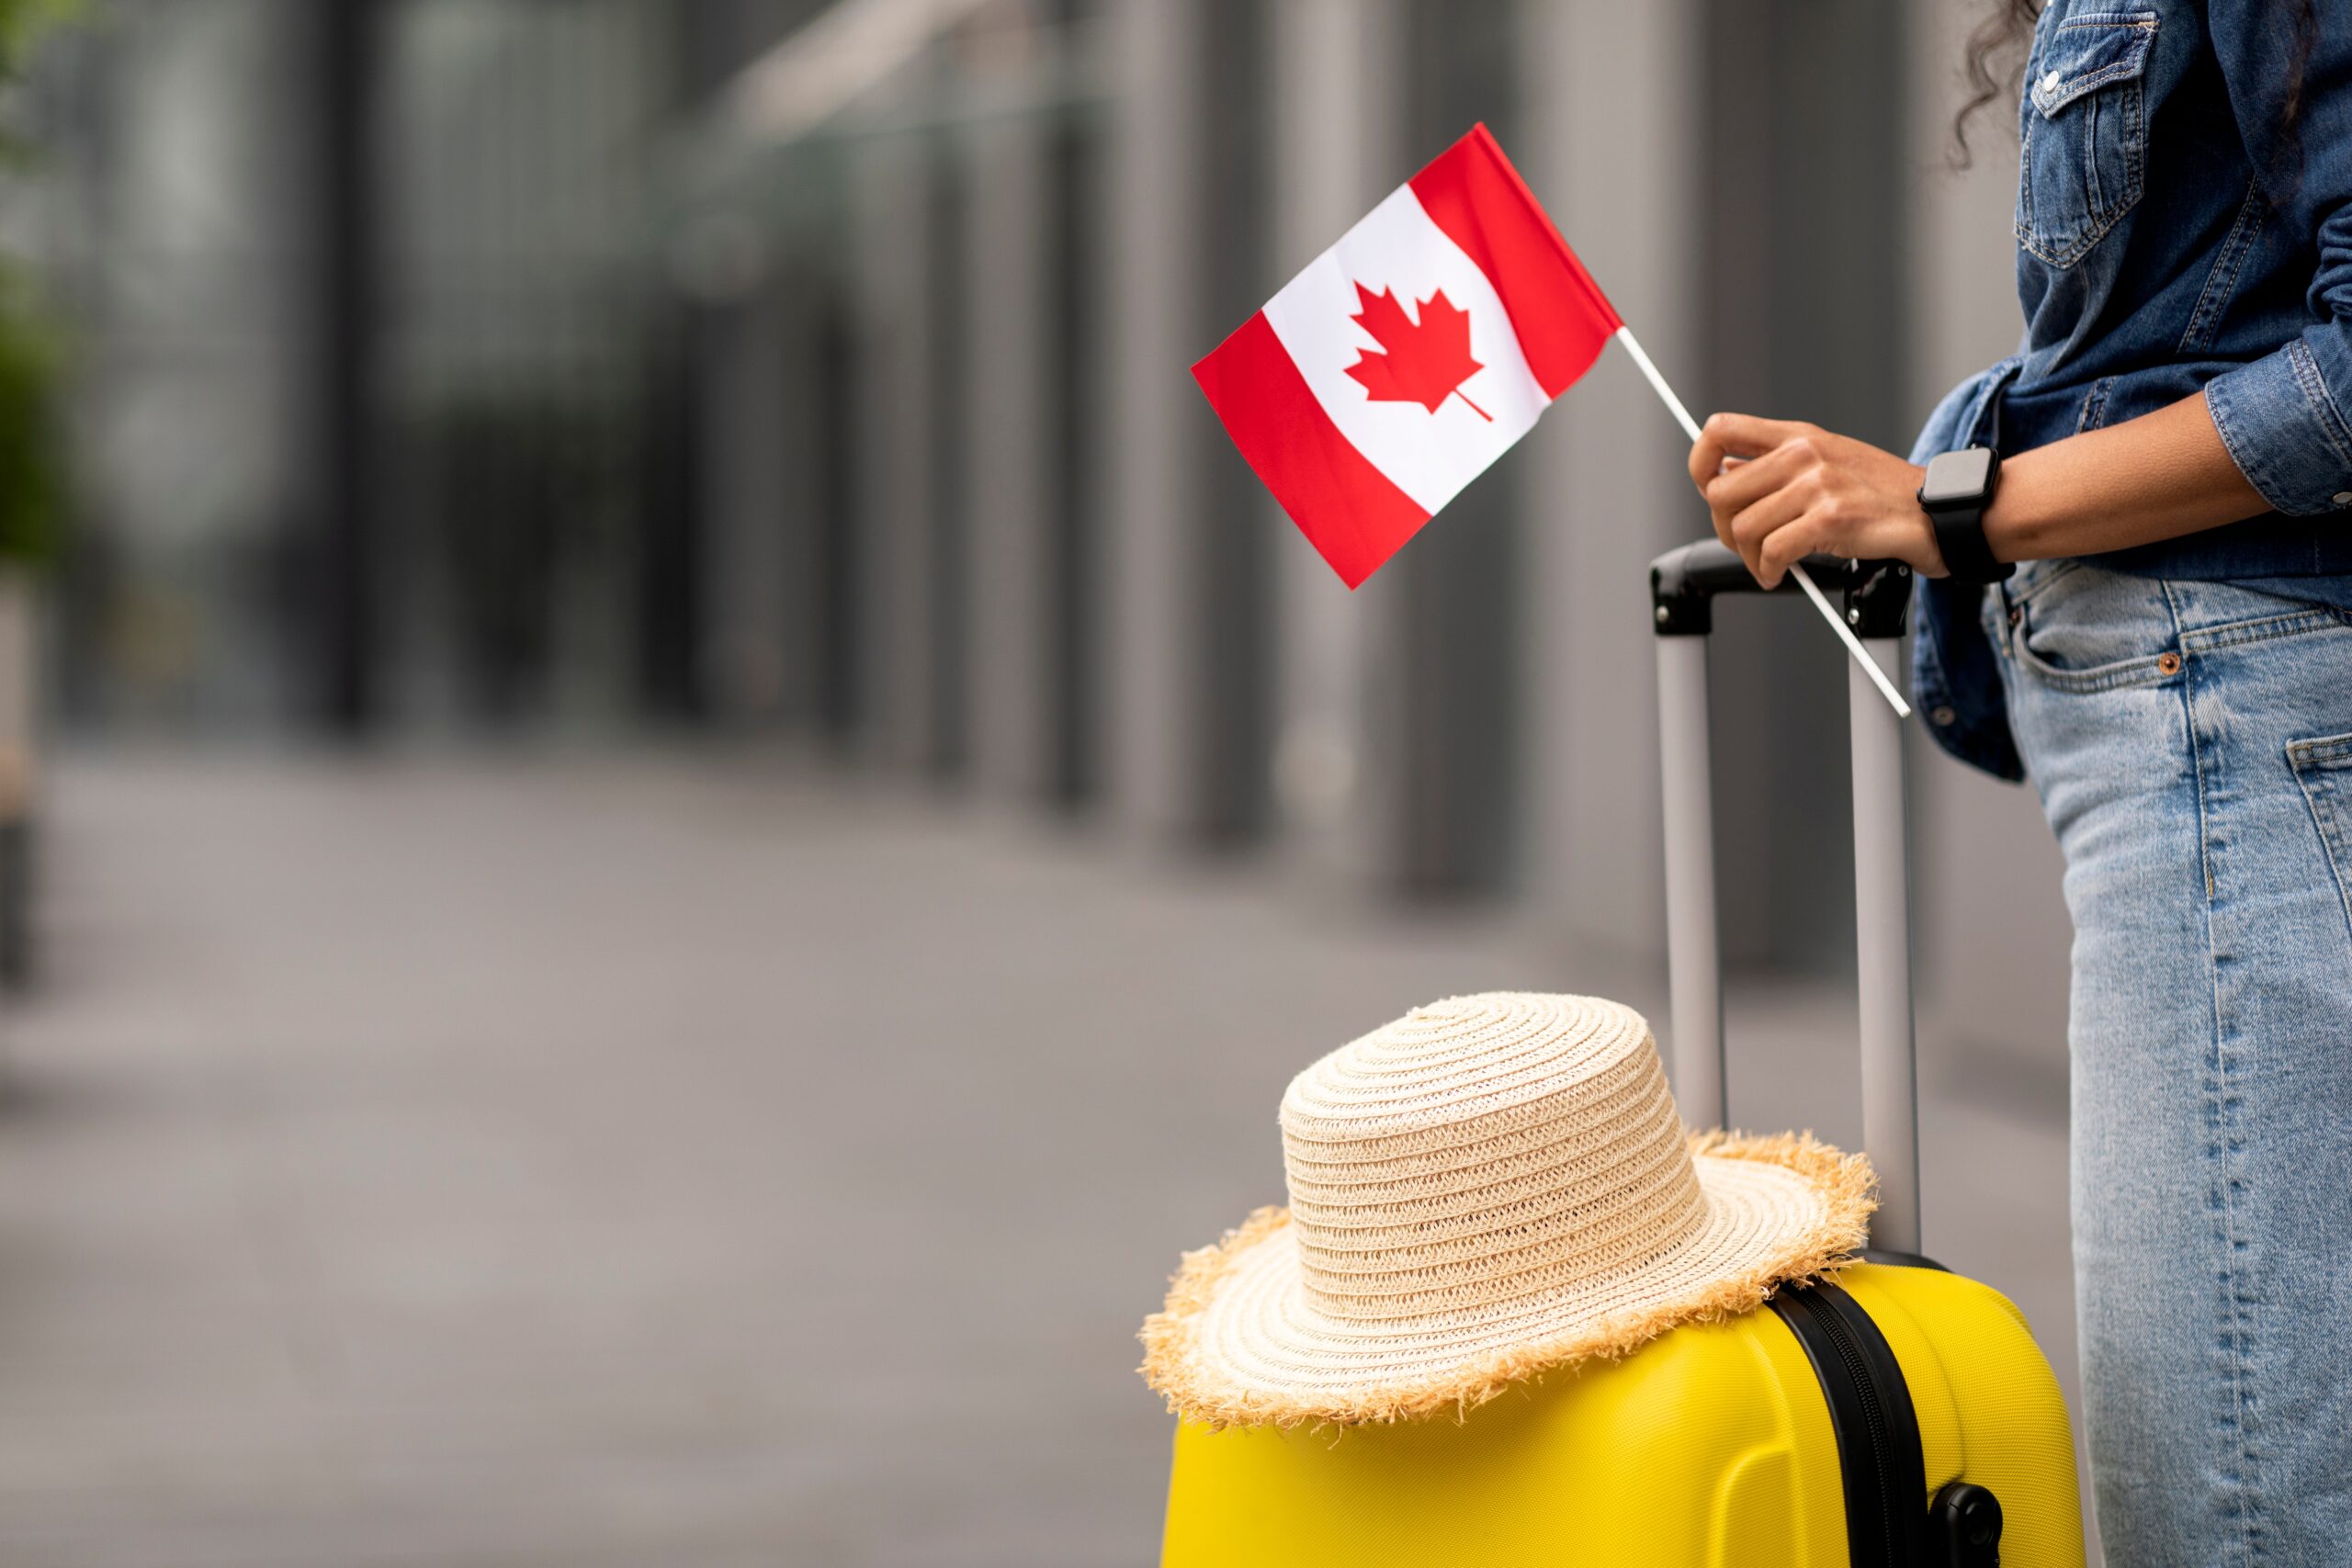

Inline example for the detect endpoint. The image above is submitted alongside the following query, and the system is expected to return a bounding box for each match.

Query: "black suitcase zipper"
[1769,1280,1930,1567]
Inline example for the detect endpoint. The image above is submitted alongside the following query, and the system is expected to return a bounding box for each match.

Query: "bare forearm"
[1983,389,2268,563]
[1690,389,2274,588]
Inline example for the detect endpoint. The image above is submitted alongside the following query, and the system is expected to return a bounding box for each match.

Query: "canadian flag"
[1193,124,1623,588]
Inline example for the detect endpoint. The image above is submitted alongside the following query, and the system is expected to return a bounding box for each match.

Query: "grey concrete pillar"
[1900,2,2073,1063]
[963,26,1055,802]
[309,0,385,736]
[1695,0,1910,975]
[697,279,792,728]
[1102,0,1203,839]
[1516,0,1703,975]
[777,262,863,742]
[850,132,941,773]
[1266,0,1399,889]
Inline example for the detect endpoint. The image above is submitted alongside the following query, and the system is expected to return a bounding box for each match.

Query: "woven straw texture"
[1140,992,1873,1428]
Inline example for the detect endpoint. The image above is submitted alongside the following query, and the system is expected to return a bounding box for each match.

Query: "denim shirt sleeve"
[1907,357,2029,784]
[2199,4,2352,517]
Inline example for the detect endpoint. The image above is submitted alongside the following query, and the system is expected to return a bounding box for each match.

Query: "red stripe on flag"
[1193,312,1430,590]
[1408,123,1623,399]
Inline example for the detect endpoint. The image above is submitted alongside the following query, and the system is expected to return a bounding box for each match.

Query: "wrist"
[1892,464,1951,576]
[1979,449,2053,564]
[1914,511,1950,578]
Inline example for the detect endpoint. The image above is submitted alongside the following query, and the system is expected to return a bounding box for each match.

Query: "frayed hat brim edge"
[1136,1129,1876,1432]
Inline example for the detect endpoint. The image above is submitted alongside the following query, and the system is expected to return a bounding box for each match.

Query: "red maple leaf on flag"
[1342,282,1490,422]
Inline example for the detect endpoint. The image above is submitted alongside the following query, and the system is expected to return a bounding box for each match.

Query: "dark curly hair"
[1953,0,2318,169]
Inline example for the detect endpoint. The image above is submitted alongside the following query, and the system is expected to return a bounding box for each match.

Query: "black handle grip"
[1649,539,1913,638]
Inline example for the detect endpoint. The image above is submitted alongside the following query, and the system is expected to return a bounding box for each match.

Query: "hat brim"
[1140,1130,1874,1430]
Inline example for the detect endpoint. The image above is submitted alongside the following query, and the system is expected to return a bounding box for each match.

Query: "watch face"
[1921,447,1996,505]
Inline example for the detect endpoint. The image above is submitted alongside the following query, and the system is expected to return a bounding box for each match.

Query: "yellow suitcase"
[1156,548,2086,1565]
[1165,1259,2082,1566]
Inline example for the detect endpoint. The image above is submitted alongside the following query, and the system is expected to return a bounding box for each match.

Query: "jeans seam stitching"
[2289,736,2352,764]
[2163,581,2253,1562]
[2180,611,2349,653]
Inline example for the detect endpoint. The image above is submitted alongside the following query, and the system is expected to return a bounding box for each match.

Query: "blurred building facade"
[16,0,2072,1053]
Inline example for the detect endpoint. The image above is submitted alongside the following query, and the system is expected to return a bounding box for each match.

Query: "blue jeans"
[1986,559,2352,1565]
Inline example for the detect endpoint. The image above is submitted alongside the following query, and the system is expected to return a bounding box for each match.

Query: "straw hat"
[1140,992,1873,1429]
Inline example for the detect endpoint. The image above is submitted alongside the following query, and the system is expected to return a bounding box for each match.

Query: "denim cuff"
[2203,339,2352,518]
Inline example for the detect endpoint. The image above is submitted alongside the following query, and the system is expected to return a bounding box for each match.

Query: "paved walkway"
[0,750,2084,1565]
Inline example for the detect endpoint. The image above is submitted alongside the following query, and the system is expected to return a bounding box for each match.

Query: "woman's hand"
[1686,413,1945,588]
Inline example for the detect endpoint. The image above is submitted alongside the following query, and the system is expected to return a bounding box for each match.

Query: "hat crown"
[1277,992,1705,1325]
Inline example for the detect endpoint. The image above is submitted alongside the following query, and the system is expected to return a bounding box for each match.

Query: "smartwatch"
[1917,446,2013,584]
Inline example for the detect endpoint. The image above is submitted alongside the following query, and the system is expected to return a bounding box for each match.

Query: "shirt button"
[1929,705,1957,727]
[2334,491,2352,506]
[2008,605,2023,627]
[2040,69,2063,93]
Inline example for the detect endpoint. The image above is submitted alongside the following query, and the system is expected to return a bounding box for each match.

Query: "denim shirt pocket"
[2016,11,2158,269]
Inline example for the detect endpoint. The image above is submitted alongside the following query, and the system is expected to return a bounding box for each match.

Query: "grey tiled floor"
[0,750,2083,1565]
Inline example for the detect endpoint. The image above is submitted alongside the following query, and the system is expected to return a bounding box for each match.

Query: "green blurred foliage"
[0,273,58,566]
[0,0,73,69]
[0,0,74,567]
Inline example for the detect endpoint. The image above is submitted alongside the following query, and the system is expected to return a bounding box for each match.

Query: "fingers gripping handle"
[1650,540,1919,1250]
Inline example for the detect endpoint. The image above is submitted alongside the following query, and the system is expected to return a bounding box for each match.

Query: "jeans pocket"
[2008,562,2177,691]
[2289,734,2352,937]
[2005,557,2084,607]
[2015,10,2157,269]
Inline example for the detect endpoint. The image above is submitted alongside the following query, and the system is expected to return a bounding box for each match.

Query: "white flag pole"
[1611,325,1912,720]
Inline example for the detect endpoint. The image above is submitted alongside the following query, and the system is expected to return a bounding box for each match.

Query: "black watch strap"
[1928,503,2013,585]
[1918,446,2013,586]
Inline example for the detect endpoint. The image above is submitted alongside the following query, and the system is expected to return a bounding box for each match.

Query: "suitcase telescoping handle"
[1648,541,1921,1253]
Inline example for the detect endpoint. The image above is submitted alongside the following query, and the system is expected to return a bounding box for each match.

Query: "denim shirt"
[1911,0,2352,781]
